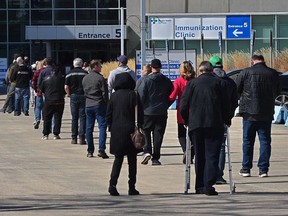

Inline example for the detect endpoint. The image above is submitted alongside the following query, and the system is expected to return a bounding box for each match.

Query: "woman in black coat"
[106,72,144,196]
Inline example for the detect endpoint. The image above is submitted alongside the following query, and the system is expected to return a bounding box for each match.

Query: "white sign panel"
[26,25,124,40]
[202,17,226,39]
[150,17,174,39]
[136,50,196,81]
[175,17,201,39]
[150,16,226,40]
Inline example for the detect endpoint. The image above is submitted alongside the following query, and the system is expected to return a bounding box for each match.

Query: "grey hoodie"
[108,66,136,95]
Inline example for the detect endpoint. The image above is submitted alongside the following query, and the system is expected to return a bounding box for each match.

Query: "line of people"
[0,53,279,197]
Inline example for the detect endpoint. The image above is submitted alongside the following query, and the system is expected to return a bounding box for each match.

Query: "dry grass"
[101,48,288,78]
[101,59,136,79]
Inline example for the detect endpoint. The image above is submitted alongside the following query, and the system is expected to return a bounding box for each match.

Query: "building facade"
[1,0,288,70]
[0,0,126,68]
[127,0,288,58]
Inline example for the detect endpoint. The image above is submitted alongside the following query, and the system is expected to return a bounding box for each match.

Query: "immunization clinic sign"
[135,50,196,81]
[150,17,226,39]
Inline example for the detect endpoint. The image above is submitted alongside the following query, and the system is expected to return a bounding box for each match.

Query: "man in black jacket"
[65,58,88,145]
[181,61,229,196]
[137,59,173,166]
[40,66,66,140]
[236,54,280,178]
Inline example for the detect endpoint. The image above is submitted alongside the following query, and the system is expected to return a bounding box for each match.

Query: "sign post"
[218,31,223,59]
[183,37,187,61]
[166,39,170,79]
[270,30,273,67]
[250,30,256,66]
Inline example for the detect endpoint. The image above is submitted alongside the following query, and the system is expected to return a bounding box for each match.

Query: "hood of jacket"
[213,68,227,78]
[114,72,136,90]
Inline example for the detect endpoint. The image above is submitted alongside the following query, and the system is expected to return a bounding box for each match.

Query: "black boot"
[128,188,140,195]
[108,185,120,196]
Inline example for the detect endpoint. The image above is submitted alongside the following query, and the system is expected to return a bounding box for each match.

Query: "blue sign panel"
[226,15,251,39]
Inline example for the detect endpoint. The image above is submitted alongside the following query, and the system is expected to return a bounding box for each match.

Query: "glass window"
[55,10,74,25]
[254,39,270,51]
[98,0,118,8]
[8,0,29,8]
[31,0,52,8]
[76,0,96,8]
[227,40,250,53]
[8,43,30,59]
[252,15,274,38]
[8,10,29,42]
[278,15,288,38]
[54,0,74,8]
[76,10,96,25]
[277,40,288,52]
[0,11,7,42]
[31,10,52,25]
[120,0,126,7]
[0,44,7,58]
[203,40,220,55]
[0,1,6,8]
[98,9,119,25]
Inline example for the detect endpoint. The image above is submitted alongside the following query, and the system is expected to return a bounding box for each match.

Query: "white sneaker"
[42,135,48,140]
[141,153,151,165]
[53,135,61,140]
[259,172,268,178]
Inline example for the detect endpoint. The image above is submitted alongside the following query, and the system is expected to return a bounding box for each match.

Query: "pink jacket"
[169,76,188,124]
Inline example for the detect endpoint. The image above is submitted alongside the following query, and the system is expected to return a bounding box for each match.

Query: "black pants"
[42,103,64,136]
[190,127,223,193]
[142,114,168,160]
[109,153,137,189]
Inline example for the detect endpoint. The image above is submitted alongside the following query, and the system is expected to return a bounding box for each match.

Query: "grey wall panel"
[147,0,186,13]
[230,0,288,12]
[187,0,228,13]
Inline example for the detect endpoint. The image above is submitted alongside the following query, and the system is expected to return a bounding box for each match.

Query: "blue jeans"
[242,119,272,172]
[85,104,107,154]
[70,94,86,139]
[15,87,30,115]
[34,95,44,122]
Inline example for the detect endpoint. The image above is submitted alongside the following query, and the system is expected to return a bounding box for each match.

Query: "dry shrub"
[101,58,136,79]
[102,48,288,78]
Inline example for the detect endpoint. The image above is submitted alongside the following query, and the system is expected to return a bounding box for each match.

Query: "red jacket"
[32,67,44,96]
[169,76,188,124]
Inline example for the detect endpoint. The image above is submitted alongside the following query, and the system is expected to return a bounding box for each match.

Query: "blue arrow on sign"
[227,15,251,39]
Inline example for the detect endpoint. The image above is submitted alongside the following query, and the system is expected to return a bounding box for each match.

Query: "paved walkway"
[0,95,288,215]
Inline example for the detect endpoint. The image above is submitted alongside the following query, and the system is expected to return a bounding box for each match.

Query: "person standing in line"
[65,58,88,145]
[180,61,229,196]
[135,64,152,90]
[39,66,66,140]
[236,54,280,178]
[169,61,196,164]
[0,53,21,114]
[82,59,109,159]
[209,56,238,184]
[13,57,33,116]
[106,72,144,196]
[31,59,46,129]
[137,59,173,166]
[37,57,55,89]
[107,55,136,96]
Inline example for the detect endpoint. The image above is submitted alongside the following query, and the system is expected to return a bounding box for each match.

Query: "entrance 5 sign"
[226,15,251,39]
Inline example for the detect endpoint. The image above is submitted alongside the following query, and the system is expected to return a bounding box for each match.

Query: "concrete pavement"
[0,95,288,215]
